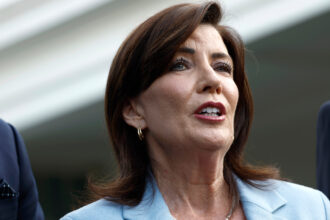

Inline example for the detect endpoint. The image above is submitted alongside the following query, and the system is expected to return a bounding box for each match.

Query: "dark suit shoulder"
[319,101,330,120]
[0,119,15,140]
[0,119,19,164]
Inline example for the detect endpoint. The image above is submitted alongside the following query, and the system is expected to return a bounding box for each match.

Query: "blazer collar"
[123,175,288,220]
[122,177,175,220]
[236,177,287,220]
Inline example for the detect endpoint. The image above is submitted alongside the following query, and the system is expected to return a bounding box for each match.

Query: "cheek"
[140,75,191,119]
[233,85,239,109]
[226,80,239,111]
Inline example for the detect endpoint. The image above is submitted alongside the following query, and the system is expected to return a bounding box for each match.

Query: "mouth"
[194,101,226,121]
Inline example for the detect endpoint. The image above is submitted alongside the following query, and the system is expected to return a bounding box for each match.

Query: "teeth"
[203,113,218,116]
[199,107,221,116]
[200,107,220,114]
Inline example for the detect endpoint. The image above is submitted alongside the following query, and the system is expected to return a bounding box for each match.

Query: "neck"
[149,143,232,219]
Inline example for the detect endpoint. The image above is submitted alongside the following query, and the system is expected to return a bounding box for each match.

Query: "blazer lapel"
[242,203,286,220]
[236,177,287,220]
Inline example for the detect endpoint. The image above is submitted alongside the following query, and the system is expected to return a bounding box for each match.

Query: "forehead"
[181,24,229,55]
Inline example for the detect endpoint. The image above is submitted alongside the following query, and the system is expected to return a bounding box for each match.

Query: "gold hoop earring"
[137,128,144,141]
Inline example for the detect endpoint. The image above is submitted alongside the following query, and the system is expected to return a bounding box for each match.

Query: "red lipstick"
[194,101,226,122]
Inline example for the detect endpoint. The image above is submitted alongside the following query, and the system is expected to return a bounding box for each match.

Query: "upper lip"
[194,101,226,115]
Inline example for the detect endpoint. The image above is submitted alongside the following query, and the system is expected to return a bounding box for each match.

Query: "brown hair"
[90,1,279,207]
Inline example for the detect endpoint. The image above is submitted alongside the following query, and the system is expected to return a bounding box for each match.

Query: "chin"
[197,137,233,152]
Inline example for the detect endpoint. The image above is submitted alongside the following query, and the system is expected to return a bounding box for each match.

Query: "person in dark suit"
[317,101,330,199]
[0,119,44,220]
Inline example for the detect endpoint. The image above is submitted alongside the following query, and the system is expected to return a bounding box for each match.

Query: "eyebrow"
[177,47,232,62]
[177,47,195,54]
[211,52,231,61]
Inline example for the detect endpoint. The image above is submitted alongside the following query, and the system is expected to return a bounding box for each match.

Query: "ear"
[122,100,147,129]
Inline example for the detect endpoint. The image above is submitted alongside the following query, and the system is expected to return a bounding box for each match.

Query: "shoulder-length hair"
[90,1,279,206]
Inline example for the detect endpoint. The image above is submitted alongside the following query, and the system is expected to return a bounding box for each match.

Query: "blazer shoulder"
[0,118,8,128]
[0,119,13,138]
[60,199,123,220]
[274,180,330,216]
[0,119,22,150]
[319,101,330,115]
[238,178,330,219]
[0,119,19,177]
[274,179,325,199]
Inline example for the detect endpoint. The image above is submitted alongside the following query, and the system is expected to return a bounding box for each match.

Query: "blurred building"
[0,0,329,219]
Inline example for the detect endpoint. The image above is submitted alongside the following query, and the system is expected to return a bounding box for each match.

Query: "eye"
[169,57,190,72]
[213,62,233,74]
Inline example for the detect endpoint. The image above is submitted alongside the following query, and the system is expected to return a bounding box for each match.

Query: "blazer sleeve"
[9,124,45,220]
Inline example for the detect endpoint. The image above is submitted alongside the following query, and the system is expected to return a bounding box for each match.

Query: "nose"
[197,65,222,94]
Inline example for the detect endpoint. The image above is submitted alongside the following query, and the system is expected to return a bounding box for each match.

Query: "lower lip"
[194,114,225,122]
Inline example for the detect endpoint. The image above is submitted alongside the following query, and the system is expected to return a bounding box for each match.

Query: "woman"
[61,2,330,219]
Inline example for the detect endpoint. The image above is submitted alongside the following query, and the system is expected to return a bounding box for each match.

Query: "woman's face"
[134,24,239,152]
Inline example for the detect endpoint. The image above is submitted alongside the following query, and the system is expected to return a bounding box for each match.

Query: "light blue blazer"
[61,177,330,220]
